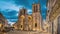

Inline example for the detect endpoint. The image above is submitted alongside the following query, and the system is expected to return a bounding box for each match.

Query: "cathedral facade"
[14,0,60,34]
[16,3,42,31]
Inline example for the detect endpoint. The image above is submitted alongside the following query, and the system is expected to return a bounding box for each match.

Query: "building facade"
[15,0,55,34]
[0,12,8,31]
[47,0,60,34]
[17,3,43,31]
[13,22,18,30]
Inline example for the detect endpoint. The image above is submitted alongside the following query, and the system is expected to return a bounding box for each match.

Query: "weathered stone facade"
[28,15,32,31]
[14,0,60,34]
[17,8,28,30]
[32,3,42,31]
[15,3,50,34]
[47,0,60,34]
[0,12,8,31]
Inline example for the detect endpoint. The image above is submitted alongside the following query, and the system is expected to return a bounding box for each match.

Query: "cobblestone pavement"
[0,32,4,34]
[6,30,50,34]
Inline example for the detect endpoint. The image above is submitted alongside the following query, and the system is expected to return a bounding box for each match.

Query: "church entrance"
[57,16,60,34]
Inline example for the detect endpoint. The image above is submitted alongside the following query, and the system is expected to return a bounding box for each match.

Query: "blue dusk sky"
[0,0,47,24]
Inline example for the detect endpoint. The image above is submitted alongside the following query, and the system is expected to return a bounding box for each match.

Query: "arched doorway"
[57,16,60,34]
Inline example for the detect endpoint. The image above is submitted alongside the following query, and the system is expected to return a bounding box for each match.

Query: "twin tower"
[17,3,42,31]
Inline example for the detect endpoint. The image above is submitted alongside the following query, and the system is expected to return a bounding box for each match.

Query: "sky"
[0,0,47,24]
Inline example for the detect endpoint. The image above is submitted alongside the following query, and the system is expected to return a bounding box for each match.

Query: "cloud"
[13,0,29,6]
[1,9,18,19]
[16,13,19,16]
[0,0,48,24]
[7,19,18,22]
[0,0,24,11]
[8,21,15,25]
[27,9,32,14]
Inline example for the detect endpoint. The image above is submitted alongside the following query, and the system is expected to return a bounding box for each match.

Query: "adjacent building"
[47,0,60,34]
[0,12,8,31]
[13,22,18,30]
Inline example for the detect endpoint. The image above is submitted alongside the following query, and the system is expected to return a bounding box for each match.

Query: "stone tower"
[32,3,42,31]
[18,8,28,30]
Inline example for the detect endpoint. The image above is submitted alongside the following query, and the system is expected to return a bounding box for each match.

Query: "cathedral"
[16,2,42,31]
[14,2,49,34]
[13,0,60,34]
